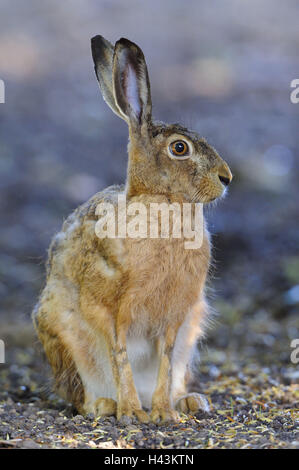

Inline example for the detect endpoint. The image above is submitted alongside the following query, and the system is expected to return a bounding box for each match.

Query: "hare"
[32,35,232,423]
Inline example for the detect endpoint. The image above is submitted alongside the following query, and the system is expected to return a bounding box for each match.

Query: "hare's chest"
[124,236,210,327]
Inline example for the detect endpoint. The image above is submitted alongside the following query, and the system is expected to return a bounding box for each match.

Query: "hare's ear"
[91,35,127,120]
[112,38,152,129]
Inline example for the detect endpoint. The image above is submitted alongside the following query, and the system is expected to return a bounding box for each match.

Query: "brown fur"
[32,36,232,423]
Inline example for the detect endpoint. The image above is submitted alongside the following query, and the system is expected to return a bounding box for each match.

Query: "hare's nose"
[218,163,232,186]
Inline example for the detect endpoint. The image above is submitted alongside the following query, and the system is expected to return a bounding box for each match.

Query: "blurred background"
[0,0,298,396]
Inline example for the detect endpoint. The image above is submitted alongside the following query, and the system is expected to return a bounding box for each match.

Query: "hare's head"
[91,36,232,203]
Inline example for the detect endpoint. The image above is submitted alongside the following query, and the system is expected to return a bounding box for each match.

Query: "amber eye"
[169,140,189,157]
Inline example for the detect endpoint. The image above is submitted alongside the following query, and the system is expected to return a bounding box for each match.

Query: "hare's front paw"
[150,406,179,424]
[117,401,150,424]
[175,393,210,414]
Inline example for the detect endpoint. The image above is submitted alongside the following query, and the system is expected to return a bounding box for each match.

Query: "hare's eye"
[169,140,189,158]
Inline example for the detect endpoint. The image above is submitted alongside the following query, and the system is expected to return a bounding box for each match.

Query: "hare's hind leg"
[93,398,116,417]
[33,302,85,412]
[33,282,117,417]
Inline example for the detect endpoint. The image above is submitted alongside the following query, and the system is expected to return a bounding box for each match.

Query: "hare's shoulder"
[66,184,125,226]
[58,184,124,238]
[46,184,124,275]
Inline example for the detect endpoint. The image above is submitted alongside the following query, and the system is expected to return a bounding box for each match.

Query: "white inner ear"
[126,63,141,118]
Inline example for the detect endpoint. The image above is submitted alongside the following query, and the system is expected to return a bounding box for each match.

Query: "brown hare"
[32,35,232,423]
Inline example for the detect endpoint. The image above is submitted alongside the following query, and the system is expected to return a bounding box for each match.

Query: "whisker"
[191,188,202,203]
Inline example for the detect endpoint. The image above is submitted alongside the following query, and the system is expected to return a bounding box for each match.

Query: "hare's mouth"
[194,190,226,204]
[191,188,223,204]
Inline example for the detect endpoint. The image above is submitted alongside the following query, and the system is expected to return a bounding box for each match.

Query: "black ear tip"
[91,35,114,65]
[91,36,104,58]
[91,35,104,46]
[116,37,139,51]
[118,37,131,44]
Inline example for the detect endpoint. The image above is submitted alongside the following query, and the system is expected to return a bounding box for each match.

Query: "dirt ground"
[0,0,299,449]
